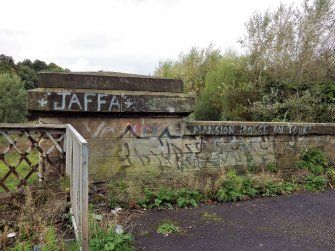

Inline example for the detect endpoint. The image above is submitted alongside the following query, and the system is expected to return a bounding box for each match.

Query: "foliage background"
[1,0,334,123]
[155,0,335,123]
[0,55,68,122]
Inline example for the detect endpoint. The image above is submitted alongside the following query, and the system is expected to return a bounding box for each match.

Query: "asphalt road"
[133,190,335,251]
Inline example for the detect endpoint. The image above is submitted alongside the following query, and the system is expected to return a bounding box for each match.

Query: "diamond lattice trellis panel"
[0,126,66,192]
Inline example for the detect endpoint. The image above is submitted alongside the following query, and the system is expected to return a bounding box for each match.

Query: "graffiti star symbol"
[37,98,48,107]
[124,99,134,109]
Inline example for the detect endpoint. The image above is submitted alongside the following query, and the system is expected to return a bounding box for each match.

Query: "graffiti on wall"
[111,124,276,172]
[83,122,328,178]
[36,92,136,112]
[189,124,313,136]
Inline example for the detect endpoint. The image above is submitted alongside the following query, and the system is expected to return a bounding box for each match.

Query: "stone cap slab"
[28,88,194,114]
[38,72,183,93]
[185,121,335,136]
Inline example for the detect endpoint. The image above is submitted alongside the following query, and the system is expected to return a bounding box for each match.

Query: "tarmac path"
[133,190,335,251]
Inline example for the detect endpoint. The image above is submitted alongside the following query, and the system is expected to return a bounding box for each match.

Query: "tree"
[154,44,222,96]
[0,73,27,123]
[32,59,48,72]
[17,65,38,90]
[19,59,34,68]
[153,1,335,122]
[47,62,70,72]
[0,54,17,74]
[17,59,69,90]
[240,0,335,87]
[237,0,335,122]
[194,55,256,120]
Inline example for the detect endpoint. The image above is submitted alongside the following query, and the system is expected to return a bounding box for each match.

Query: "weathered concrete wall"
[39,119,335,182]
[40,117,185,181]
[185,122,335,176]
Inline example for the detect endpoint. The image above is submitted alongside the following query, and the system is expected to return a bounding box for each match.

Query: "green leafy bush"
[280,182,299,194]
[176,188,202,208]
[263,181,281,197]
[216,171,301,201]
[304,175,327,192]
[296,148,328,175]
[139,187,202,209]
[140,187,174,209]
[194,55,255,121]
[216,170,246,202]
[241,177,258,197]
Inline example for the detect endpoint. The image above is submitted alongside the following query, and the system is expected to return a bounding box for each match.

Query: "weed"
[1,182,70,250]
[241,177,258,198]
[8,226,62,251]
[280,182,299,194]
[43,227,61,251]
[201,212,221,223]
[65,241,80,251]
[203,177,213,196]
[64,211,73,225]
[247,163,259,173]
[216,170,245,202]
[325,168,335,187]
[8,242,31,251]
[157,221,181,235]
[139,187,202,209]
[61,211,75,241]
[216,171,302,201]
[263,181,281,196]
[60,176,70,191]
[140,230,149,236]
[304,175,327,192]
[89,226,133,251]
[16,188,48,246]
[89,213,133,251]
[296,148,328,175]
[108,180,129,208]
[266,163,278,173]
[126,179,144,205]
[140,187,173,209]
[176,188,202,208]
[107,179,145,209]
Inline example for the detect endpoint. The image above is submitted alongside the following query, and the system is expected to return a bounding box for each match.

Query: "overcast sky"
[1,0,302,75]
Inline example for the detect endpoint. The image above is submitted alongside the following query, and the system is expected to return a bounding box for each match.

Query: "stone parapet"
[184,121,335,177]
[37,118,335,182]
[38,72,183,93]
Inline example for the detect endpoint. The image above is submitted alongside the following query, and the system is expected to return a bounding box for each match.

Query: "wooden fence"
[0,123,88,251]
